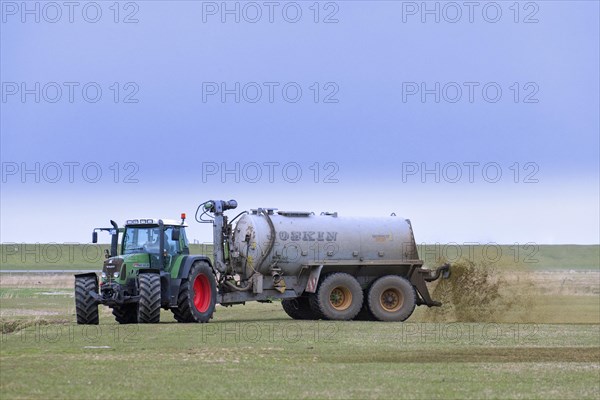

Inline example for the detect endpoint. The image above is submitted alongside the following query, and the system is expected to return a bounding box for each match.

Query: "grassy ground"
[1,245,598,399]
[418,244,599,270]
[0,301,599,399]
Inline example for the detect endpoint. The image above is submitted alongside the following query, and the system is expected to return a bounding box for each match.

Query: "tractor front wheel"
[138,273,161,323]
[74,275,99,325]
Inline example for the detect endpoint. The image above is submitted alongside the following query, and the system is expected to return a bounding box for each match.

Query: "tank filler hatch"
[276,211,313,217]
[250,208,277,215]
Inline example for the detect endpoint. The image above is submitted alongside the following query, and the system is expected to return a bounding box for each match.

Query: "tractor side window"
[180,228,190,254]
[164,227,179,256]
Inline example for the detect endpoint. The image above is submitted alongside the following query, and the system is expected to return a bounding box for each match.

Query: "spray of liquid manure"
[422,259,535,323]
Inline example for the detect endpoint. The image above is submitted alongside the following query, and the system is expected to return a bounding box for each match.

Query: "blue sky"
[1,1,599,245]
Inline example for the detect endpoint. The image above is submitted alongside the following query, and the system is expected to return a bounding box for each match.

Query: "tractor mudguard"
[177,256,213,280]
[75,272,98,279]
[75,272,98,286]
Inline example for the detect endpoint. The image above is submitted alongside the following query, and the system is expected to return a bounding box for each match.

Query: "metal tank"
[230,209,420,279]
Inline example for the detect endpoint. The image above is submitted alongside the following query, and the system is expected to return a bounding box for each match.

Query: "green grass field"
[1,300,598,399]
[1,244,598,271]
[1,245,598,399]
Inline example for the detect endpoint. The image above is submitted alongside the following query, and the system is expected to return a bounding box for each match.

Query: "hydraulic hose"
[224,278,253,292]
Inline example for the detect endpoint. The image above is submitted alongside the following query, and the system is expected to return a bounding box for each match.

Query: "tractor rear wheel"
[314,273,363,320]
[173,262,216,323]
[112,304,138,324]
[367,275,416,322]
[138,273,161,323]
[281,296,320,320]
[74,275,99,325]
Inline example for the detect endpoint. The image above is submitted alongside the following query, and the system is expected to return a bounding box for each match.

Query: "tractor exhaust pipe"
[110,220,119,257]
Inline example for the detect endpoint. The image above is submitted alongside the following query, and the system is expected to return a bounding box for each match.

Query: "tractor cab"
[92,214,189,288]
[122,219,189,262]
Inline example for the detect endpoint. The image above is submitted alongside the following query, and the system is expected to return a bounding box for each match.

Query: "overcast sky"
[1,1,599,245]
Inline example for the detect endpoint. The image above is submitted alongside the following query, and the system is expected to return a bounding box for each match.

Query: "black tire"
[308,293,325,320]
[353,290,377,321]
[138,273,161,323]
[112,304,138,324]
[171,284,195,323]
[314,273,363,321]
[75,275,99,325]
[367,275,416,322]
[172,262,217,323]
[281,297,320,320]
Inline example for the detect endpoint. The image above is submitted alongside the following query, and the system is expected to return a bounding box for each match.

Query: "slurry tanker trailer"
[75,199,450,324]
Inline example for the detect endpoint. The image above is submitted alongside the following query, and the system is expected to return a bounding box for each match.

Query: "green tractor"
[74,215,217,324]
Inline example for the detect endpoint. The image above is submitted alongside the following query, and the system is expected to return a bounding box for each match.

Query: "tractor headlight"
[101,272,107,279]
[113,272,119,278]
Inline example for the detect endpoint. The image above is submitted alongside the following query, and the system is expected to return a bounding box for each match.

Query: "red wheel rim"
[193,274,211,313]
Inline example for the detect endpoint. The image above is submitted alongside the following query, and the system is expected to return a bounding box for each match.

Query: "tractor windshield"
[122,226,180,255]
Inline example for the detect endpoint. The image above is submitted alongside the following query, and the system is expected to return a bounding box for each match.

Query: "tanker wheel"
[74,275,99,325]
[138,273,161,323]
[173,261,217,323]
[112,304,138,324]
[308,293,325,320]
[281,296,320,320]
[367,275,416,322]
[314,273,363,320]
[353,290,377,321]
